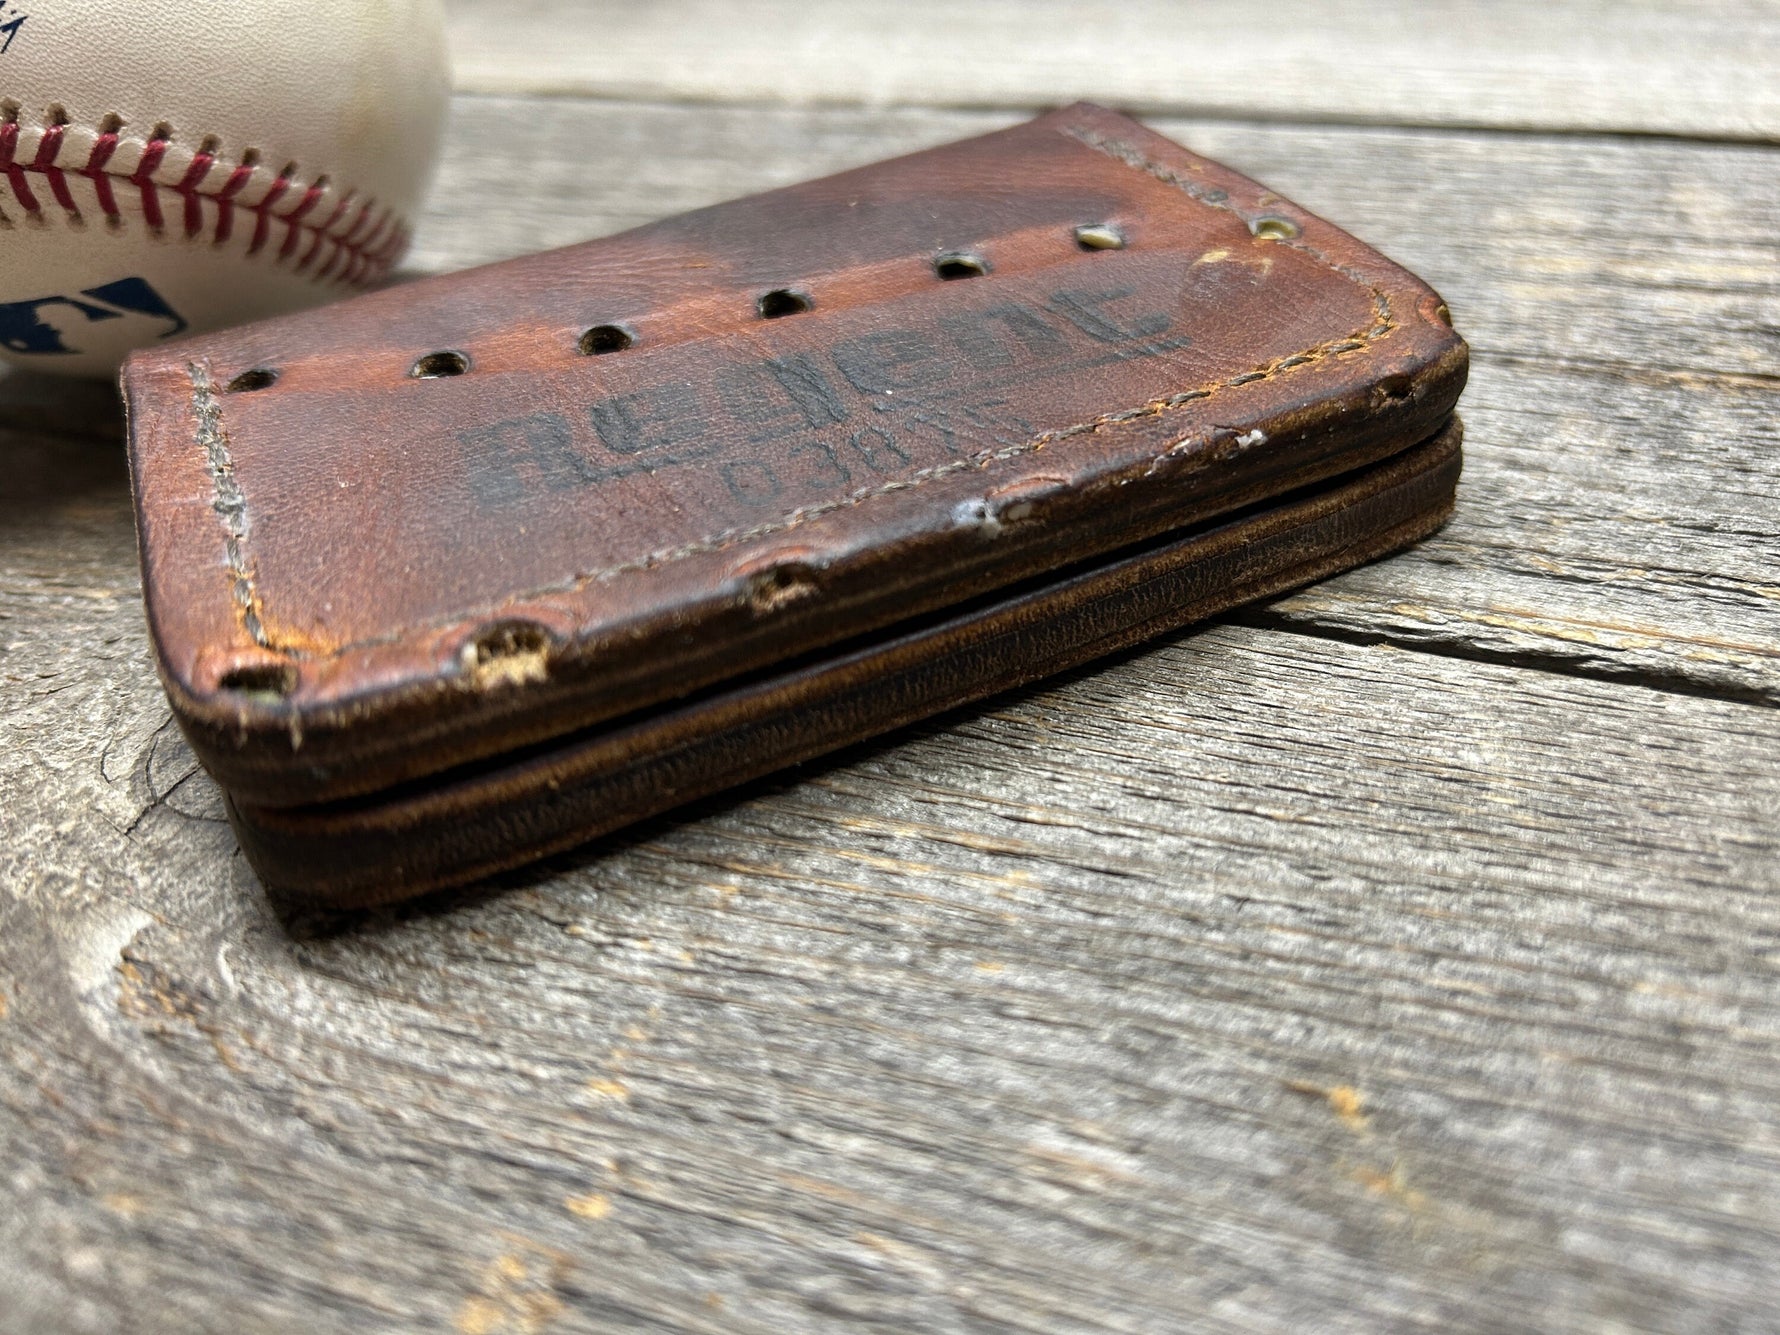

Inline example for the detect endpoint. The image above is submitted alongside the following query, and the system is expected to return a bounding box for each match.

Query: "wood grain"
[3,438,1777,1328]
[441,0,1780,142]
[3,19,1779,1332]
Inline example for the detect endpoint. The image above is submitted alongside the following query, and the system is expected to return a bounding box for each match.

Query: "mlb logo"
[0,276,187,357]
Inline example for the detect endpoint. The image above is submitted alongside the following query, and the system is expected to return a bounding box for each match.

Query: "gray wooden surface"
[3,4,1778,1332]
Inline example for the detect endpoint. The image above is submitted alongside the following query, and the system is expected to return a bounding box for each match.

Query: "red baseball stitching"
[0,121,409,286]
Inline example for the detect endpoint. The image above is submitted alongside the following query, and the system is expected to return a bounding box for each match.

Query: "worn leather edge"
[121,101,1459,804]
[162,339,1466,809]
[227,416,1464,908]
[128,101,1468,806]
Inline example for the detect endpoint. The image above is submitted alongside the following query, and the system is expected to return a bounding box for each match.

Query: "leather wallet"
[123,103,1467,906]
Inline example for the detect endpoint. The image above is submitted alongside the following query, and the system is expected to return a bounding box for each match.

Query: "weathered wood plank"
[402,97,1780,700]
[5,62,1780,1334]
[2,445,1777,1328]
[442,0,1780,142]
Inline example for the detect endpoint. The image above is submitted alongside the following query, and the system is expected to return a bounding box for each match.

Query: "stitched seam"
[0,121,408,285]
[188,361,272,648]
[1065,126,1395,332]
[561,328,1385,587]
[204,118,1400,663]
[226,322,1389,662]
[486,131,1396,611]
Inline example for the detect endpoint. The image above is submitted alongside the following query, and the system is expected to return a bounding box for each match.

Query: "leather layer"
[125,103,1466,812]
[229,419,1464,906]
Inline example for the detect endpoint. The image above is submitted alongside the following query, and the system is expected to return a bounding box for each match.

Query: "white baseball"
[0,0,449,376]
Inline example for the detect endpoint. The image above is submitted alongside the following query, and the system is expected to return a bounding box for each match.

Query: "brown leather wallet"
[123,103,1467,905]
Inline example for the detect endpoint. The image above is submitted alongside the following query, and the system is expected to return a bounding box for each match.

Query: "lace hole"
[411,350,470,379]
[757,289,811,319]
[934,252,989,280]
[578,324,633,356]
[1072,224,1125,251]
[216,662,295,701]
[225,368,277,393]
[1250,216,1300,241]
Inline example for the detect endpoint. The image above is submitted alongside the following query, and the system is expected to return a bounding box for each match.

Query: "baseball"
[0,0,449,376]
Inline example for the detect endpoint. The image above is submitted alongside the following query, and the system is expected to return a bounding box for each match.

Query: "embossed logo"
[457,285,1187,513]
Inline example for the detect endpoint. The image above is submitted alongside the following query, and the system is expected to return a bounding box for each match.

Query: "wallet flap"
[230,422,1463,907]
[124,103,1466,805]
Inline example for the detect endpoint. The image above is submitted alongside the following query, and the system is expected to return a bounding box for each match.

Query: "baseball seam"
[0,119,410,286]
